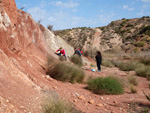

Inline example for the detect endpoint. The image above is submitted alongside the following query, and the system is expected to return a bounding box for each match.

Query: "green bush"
[70,55,82,66]
[47,62,85,83]
[87,76,124,95]
[128,76,138,86]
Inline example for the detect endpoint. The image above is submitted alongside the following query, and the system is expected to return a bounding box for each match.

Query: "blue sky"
[15,0,150,30]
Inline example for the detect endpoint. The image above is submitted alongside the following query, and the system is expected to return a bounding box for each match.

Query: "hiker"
[78,49,83,55]
[95,51,102,72]
[55,47,67,60]
[74,48,82,56]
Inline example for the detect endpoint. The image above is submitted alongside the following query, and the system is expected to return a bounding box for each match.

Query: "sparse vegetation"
[140,25,150,36]
[136,52,150,65]
[83,48,97,59]
[128,76,138,86]
[135,65,150,80]
[102,59,114,68]
[42,90,82,113]
[130,85,137,94]
[135,41,145,47]
[116,61,137,71]
[87,76,124,95]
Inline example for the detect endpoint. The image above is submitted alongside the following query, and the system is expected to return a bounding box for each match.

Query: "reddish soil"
[44,66,150,113]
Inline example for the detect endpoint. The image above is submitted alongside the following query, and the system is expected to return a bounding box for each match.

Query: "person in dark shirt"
[95,51,102,72]
[74,48,82,56]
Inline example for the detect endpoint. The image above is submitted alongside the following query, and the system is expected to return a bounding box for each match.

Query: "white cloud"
[137,10,144,15]
[123,5,134,11]
[123,5,128,9]
[142,0,150,2]
[51,0,79,9]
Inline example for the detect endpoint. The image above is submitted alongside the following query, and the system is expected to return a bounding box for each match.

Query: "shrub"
[135,64,150,80]
[130,85,137,94]
[135,41,145,47]
[47,24,53,31]
[102,59,114,68]
[133,47,139,53]
[90,63,95,67]
[46,55,56,74]
[83,48,97,58]
[139,55,150,65]
[47,62,85,83]
[140,25,150,36]
[70,55,82,66]
[128,76,138,86]
[42,90,82,113]
[87,76,124,95]
[59,56,66,61]
[112,60,137,71]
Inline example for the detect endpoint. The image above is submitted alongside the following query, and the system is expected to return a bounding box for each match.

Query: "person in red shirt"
[55,47,67,60]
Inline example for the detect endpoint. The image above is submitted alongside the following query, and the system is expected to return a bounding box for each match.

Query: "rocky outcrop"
[40,25,74,57]
[2,0,17,26]
[55,28,122,52]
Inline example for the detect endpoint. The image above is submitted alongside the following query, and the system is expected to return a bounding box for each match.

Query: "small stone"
[113,101,117,104]
[73,99,77,102]
[75,93,79,97]
[106,98,109,100]
[46,75,50,79]
[119,107,122,110]
[6,100,9,103]
[96,103,103,107]
[78,95,85,100]
[53,86,57,89]
[100,97,104,100]
[20,106,24,109]
[88,100,94,104]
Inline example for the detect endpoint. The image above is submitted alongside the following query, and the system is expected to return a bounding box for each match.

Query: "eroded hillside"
[54,17,150,52]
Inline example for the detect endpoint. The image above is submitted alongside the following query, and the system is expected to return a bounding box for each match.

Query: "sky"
[15,0,150,30]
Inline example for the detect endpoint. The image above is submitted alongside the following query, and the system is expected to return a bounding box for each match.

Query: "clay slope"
[0,0,55,112]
